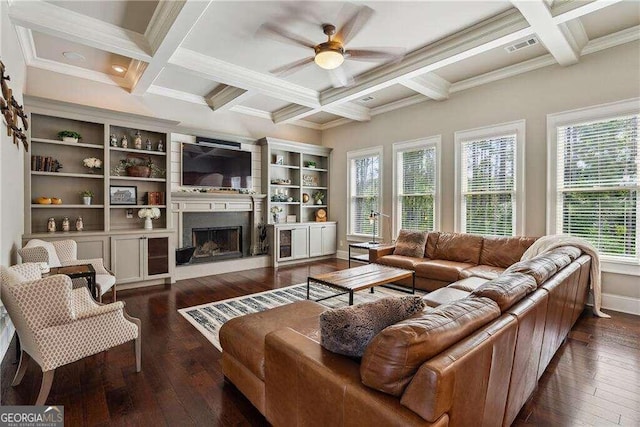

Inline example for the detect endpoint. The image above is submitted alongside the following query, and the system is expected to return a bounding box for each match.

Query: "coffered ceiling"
[9,0,640,130]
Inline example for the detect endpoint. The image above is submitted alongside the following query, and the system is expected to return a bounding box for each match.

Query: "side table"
[49,264,97,299]
[348,242,390,267]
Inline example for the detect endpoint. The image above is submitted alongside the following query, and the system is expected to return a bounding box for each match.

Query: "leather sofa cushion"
[376,255,425,270]
[479,236,537,268]
[415,260,474,282]
[432,232,483,264]
[545,251,572,270]
[394,230,428,258]
[320,296,425,357]
[470,273,537,312]
[459,265,505,280]
[425,232,440,259]
[449,276,489,292]
[360,297,500,397]
[549,245,582,260]
[422,288,470,308]
[219,300,327,381]
[504,255,559,286]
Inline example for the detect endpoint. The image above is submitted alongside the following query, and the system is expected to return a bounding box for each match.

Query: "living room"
[0,1,639,425]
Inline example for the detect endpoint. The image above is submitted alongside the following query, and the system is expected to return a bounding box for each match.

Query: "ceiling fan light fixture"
[314,50,344,70]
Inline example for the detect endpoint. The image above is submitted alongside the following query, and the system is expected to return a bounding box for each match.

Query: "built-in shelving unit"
[259,137,332,224]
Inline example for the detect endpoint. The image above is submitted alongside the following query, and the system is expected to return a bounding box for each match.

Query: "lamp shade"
[314,50,344,70]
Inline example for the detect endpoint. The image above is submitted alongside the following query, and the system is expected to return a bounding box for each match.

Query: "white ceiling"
[9,0,640,129]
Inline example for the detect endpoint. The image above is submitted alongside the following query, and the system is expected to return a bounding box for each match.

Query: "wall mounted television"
[181,142,252,189]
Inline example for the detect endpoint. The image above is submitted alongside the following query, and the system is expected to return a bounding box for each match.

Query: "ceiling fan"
[259,6,405,87]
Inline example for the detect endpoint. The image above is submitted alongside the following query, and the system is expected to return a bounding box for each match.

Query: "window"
[347,147,383,238]
[455,120,525,236]
[392,137,440,236]
[548,99,639,266]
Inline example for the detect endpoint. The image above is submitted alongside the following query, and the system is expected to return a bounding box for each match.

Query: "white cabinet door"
[292,227,309,259]
[309,225,323,257]
[322,223,337,255]
[111,235,144,284]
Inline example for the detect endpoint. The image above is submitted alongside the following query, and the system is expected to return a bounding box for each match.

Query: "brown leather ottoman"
[219,300,327,415]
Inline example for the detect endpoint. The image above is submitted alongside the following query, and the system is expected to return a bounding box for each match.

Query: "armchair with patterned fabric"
[0,263,140,405]
[19,239,116,302]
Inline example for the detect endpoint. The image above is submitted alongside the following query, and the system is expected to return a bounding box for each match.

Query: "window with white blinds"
[348,147,382,237]
[455,120,525,236]
[553,112,639,261]
[393,137,440,235]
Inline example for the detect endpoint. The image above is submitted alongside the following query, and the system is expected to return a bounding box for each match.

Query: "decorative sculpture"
[0,60,29,150]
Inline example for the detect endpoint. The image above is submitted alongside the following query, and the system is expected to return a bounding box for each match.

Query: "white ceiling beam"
[324,103,371,122]
[205,86,253,112]
[131,0,212,95]
[7,0,152,61]
[272,105,317,124]
[551,0,625,24]
[400,73,451,101]
[168,48,320,109]
[512,1,580,66]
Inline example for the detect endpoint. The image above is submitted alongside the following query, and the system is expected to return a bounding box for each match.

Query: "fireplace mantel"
[171,192,267,213]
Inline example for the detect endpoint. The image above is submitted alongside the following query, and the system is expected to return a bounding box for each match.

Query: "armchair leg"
[12,351,28,386]
[36,370,55,405]
[135,336,141,373]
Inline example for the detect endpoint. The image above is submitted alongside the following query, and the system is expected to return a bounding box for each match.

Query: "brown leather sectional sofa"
[369,232,538,291]
[220,234,591,427]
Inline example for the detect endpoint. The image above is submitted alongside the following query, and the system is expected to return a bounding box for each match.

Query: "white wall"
[0,0,27,374]
[322,41,640,308]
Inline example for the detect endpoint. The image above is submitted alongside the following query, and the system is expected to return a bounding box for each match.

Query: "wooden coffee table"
[307,263,415,305]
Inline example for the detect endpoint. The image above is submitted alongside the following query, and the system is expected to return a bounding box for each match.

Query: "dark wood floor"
[2,259,638,426]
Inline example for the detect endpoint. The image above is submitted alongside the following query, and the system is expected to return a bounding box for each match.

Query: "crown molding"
[206,86,251,112]
[29,57,128,88]
[169,48,320,109]
[7,0,152,61]
[147,85,208,106]
[14,25,36,64]
[131,1,212,95]
[400,73,451,100]
[512,1,579,66]
[582,25,640,55]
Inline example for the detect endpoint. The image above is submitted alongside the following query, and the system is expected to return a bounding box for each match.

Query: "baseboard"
[0,320,15,365]
[599,293,640,316]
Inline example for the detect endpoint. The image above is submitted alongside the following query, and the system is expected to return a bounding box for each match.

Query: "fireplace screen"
[192,226,242,260]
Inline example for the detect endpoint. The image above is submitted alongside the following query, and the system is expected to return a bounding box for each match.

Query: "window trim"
[346,146,384,240]
[547,98,640,270]
[391,136,442,238]
[454,119,526,236]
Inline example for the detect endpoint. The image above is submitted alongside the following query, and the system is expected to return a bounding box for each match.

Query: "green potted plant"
[57,130,82,143]
[79,189,94,205]
[304,160,316,168]
[312,190,325,205]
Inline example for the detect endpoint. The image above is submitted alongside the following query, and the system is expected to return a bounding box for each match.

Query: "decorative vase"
[83,196,92,205]
[62,137,78,143]
[47,217,56,232]
[134,131,143,150]
[62,217,70,232]
[272,213,279,223]
[75,217,84,231]
[316,199,323,205]
[157,140,163,152]
[145,138,152,151]
[144,217,153,230]
[121,135,128,148]
[110,134,118,147]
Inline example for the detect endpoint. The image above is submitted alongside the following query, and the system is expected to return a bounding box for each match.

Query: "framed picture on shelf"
[110,185,137,205]
[302,174,319,187]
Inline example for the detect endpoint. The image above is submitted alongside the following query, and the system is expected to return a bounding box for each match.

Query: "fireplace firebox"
[192,226,242,261]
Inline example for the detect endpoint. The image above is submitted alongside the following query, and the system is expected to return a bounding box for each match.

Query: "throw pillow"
[320,296,425,358]
[393,230,428,258]
[24,239,62,267]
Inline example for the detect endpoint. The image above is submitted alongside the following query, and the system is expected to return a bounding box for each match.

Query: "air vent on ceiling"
[360,96,375,103]
[505,37,538,53]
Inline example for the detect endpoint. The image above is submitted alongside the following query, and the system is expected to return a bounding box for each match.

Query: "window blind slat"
[350,154,380,236]
[556,114,639,259]
[397,146,436,232]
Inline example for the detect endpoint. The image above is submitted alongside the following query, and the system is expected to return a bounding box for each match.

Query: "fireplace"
[192,226,242,261]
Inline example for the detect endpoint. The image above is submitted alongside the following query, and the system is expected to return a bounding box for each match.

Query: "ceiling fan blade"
[270,57,315,77]
[328,66,354,88]
[257,23,316,50]
[335,5,374,45]
[345,48,406,63]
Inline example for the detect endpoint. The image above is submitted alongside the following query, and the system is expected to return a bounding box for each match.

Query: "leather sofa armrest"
[264,328,443,427]
[369,245,396,263]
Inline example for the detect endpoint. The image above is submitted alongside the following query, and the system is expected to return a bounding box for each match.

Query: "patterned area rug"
[178,282,419,351]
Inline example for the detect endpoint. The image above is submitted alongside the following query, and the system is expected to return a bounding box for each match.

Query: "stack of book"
[146,191,165,205]
[31,155,60,172]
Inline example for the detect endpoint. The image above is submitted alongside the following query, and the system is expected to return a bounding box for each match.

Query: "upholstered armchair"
[0,263,140,405]
[19,239,116,302]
